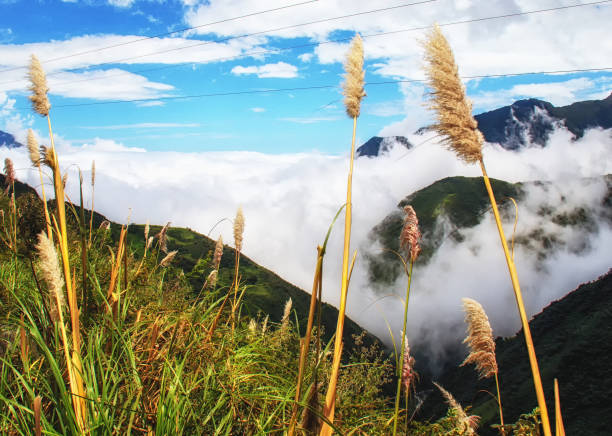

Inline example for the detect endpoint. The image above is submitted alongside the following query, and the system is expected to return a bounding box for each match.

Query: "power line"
[0,0,612,91]
[0,0,319,74]
[0,0,437,86]
[3,0,608,91]
[37,66,612,109]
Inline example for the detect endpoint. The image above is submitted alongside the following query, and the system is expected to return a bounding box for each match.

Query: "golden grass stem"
[393,259,414,436]
[554,378,565,436]
[36,166,52,239]
[289,246,323,436]
[33,396,42,436]
[320,115,357,436]
[479,159,551,436]
[495,371,505,435]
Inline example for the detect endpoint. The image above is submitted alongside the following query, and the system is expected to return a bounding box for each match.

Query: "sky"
[0,0,611,152]
[1,0,612,357]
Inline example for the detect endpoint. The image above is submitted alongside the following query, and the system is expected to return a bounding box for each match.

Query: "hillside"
[419,270,612,436]
[0,173,382,353]
[366,176,521,286]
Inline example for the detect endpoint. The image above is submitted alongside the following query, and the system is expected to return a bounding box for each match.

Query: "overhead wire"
[2,0,609,90]
[36,66,612,109]
[0,0,437,86]
[0,0,320,74]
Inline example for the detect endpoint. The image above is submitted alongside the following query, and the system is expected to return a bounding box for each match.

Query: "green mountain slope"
[366,176,521,286]
[1,174,381,352]
[420,270,612,436]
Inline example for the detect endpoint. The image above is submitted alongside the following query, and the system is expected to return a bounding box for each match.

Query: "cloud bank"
[2,125,611,366]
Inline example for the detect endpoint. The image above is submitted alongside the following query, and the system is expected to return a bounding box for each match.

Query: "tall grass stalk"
[320,33,365,436]
[393,205,421,435]
[422,25,551,436]
[289,205,343,435]
[89,160,95,245]
[29,53,88,431]
[554,379,565,436]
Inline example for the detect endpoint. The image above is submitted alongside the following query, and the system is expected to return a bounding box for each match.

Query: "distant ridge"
[356,135,412,157]
[473,93,612,149]
[0,130,23,149]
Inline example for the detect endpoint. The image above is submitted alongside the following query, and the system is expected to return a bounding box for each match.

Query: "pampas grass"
[213,235,223,270]
[28,53,87,427]
[27,129,52,238]
[393,204,421,436]
[342,34,366,118]
[36,232,65,323]
[434,382,480,436]
[160,250,178,267]
[320,33,365,436]
[461,298,505,433]
[423,25,551,436]
[27,55,51,117]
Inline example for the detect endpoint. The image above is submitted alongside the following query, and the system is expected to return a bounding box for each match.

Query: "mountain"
[365,175,612,287]
[356,135,412,157]
[0,173,383,353]
[418,269,612,436]
[473,93,612,149]
[0,130,23,149]
[365,176,521,286]
[412,93,612,149]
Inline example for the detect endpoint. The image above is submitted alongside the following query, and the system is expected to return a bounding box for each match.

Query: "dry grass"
[27,55,51,117]
[461,298,498,379]
[422,24,483,164]
[342,34,366,118]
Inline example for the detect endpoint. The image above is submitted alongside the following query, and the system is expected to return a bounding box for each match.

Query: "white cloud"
[250,107,265,112]
[108,0,135,7]
[3,123,610,362]
[298,53,313,63]
[231,61,298,78]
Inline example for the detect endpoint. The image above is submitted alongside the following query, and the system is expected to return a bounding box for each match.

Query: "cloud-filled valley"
[3,124,611,366]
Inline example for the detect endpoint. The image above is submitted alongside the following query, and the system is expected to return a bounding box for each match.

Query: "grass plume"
[423,24,551,436]
[320,33,366,436]
[422,24,483,164]
[27,55,51,117]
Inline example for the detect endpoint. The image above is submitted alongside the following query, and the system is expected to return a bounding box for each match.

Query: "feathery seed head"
[461,298,498,378]
[28,55,51,117]
[261,315,269,335]
[205,269,218,289]
[434,382,480,435]
[213,235,223,270]
[99,220,111,231]
[62,171,68,189]
[40,145,55,169]
[280,297,292,335]
[3,158,15,193]
[423,24,483,164]
[144,220,150,243]
[35,232,65,322]
[91,160,96,186]
[400,205,422,262]
[342,34,366,118]
[233,207,244,252]
[248,318,257,335]
[401,337,417,395]
[157,222,170,253]
[146,236,154,250]
[27,129,41,167]
[160,250,178,267]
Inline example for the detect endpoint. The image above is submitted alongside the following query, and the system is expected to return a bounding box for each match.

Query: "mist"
[2,125,611,365]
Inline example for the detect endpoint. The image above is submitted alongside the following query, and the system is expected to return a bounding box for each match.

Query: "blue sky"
[1,0,611,153]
